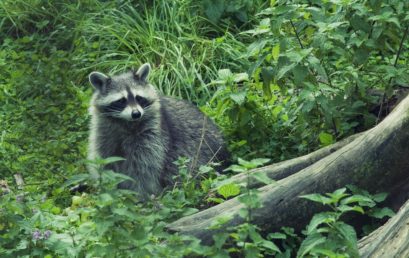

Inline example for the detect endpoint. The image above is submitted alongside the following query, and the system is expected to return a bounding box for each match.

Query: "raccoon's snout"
[132,110,142,119]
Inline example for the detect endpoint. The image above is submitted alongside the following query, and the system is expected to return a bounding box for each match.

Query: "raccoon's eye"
[108,97,127,111]
[135,96,152,108]
[114,98,127,105]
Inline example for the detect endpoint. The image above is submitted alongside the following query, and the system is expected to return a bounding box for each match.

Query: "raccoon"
[88,63,229,197]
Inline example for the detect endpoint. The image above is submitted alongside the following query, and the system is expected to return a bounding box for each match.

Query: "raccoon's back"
[159,96,229,171]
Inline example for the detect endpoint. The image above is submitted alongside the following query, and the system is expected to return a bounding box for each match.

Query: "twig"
[290,19,304,49]
[190,116,207,174]
[376,25,409,124]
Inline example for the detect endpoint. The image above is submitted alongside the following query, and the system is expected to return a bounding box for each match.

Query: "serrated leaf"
[229,91,246,105]
[209,214,233,229]
[300,193,333,205]
[202,0,224,23]
[296,233,327,258]
[267,232,286,240]
[247,39,268,56]
[251,172,274,185]
[218,69,233,80]
[217,183,241,199]
[337,205,364,214]
[319,132,334,146]
[368,207,395,219]
[334,222,359,257]
[372,192,388,203]
[225,164,247,173]
[276,63,297,80]
[261,240,281,252]
[182,207,199,216]
[99,156,125,165]
[341,195,375,207]
[326,187,349,202]
[233,72,249,83]
[207,197,224,204]
[306,212,336,234]
[272,44,280,61]
[62,174,89,188]
[249,158,271,167]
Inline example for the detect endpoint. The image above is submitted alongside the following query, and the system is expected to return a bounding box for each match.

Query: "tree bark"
[212,132,363,190]
[358,198,409,258]
[167,93,409,245]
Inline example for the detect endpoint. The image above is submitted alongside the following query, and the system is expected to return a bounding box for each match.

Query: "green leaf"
[368,207,395,219]
[233,73,249,83]
[62,174,89,188]
[247,39,269,56]
[306,212,336,234]
[202,0,225,23]
[341,195,375,207]
[224,164,247,173]
[372,192,388,203]
[300,193,333,205]
[267,232,286,240]
[217,183,241,199]
[296,233,327,258]
[260,240,281,253]
[238,190,261,208]
[326,187,349,202]
[229,91,247,105]
[97,156,125,165]
[337,205,364,214]
[249,158,271,167]
[276,63,297,80]
[319,132,334,146]
[250,172,274,185]
[218,69,233,80]
[334,222,359,257]
[209,214,233,229]
[272,44,280,61]
[261,67,274,100]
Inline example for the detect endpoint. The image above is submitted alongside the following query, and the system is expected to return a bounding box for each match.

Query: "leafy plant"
[298,187,394,257]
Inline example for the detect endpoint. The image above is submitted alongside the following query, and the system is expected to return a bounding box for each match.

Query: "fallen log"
[213,132,363,190]
[358,198,409,257]
[167,93,409,244]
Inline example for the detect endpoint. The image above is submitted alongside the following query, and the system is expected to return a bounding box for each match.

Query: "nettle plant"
[297,187,394,257]
[206,0,409,160]
[211,158,394,257]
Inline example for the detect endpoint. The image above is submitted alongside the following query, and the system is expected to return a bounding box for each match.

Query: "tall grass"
[73,0,250,103]
[0,0,262,182]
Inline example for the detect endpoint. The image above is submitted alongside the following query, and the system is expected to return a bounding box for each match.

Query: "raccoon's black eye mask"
[135,95,153,108]
[103,98,127,113]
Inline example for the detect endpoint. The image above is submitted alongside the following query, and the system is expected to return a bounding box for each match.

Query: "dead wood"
[167,93,409,244]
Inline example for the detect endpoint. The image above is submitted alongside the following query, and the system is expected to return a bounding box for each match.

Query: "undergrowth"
[0,0,408,256]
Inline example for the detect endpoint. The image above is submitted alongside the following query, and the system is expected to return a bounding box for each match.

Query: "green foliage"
[298,187,394,257]
[206,0,409,160]
[0,0,407,256]
[200,0,266,25]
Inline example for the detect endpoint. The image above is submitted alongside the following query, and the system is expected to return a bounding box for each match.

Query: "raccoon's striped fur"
[88,63,229,197]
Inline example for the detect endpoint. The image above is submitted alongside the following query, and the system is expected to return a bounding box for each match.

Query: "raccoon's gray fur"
[88,63,229,197]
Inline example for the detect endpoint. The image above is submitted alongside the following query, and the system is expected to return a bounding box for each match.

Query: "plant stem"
[376,25,409,124]
[290,20,304,49]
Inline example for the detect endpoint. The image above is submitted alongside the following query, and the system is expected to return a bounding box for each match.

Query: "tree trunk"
[358,198,409,258]
[212,132,363,190]
[167,94,409,245]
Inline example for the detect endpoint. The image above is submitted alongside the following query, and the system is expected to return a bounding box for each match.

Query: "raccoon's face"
[89,63,159,122]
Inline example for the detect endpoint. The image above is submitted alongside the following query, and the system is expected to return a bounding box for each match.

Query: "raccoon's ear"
[89,72,110,92]
[134,63,151,82]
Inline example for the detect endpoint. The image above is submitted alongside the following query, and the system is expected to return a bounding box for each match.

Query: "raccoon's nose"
[131,111,141,119]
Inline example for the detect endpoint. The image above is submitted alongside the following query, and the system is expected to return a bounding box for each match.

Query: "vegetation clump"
[0,0,408,256]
